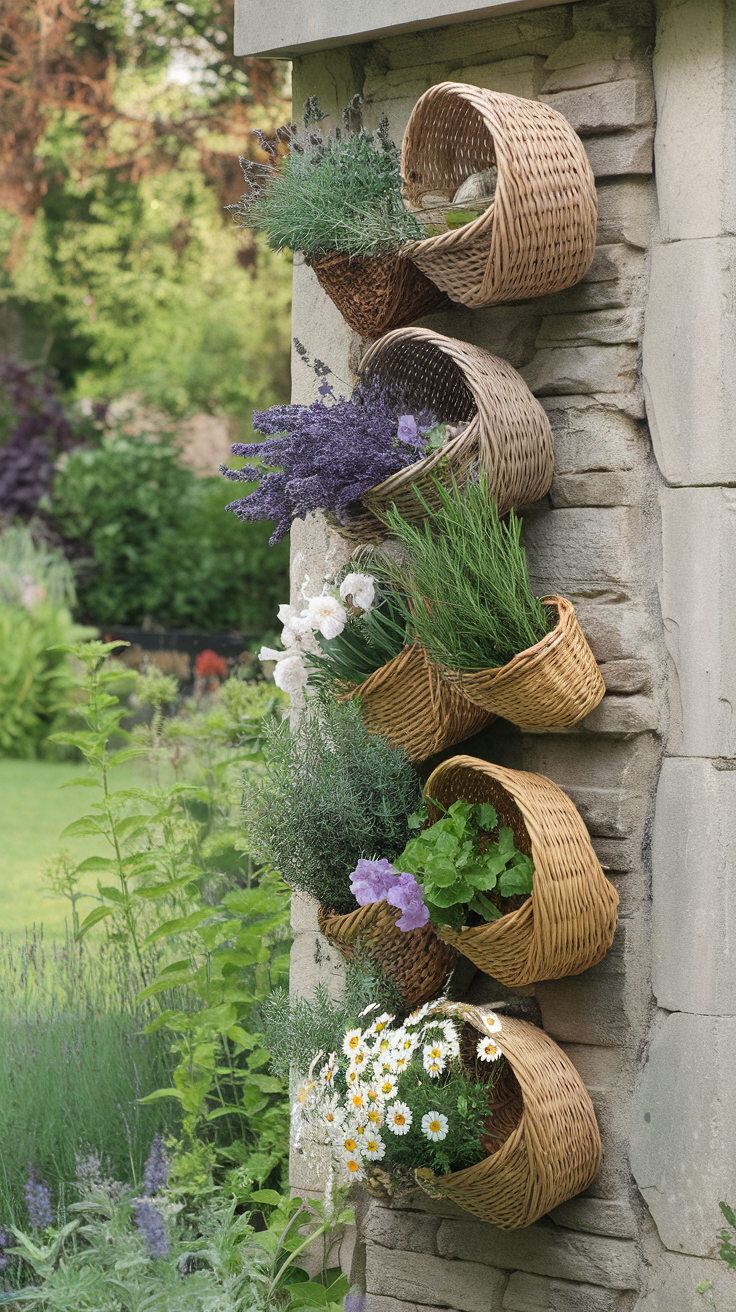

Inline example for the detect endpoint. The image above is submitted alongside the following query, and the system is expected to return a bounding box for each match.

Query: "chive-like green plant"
[231,96,424,262]
[374,474,552,673]
[304,591,408,691]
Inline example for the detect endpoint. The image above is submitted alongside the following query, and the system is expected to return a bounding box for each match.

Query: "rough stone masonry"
[235,0,736,1306]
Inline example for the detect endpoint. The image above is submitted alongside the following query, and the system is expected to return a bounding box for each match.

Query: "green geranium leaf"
[476,802,498,831]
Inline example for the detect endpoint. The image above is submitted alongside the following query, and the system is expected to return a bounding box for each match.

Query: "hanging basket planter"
[317,901,458,1009]
[412,1003,602,1228]
[423,754,618,984]
[342,641,493,764]
[331,326,553,544]
[441,596,605,729]
[401,83,598,308]
[310,250,448,339]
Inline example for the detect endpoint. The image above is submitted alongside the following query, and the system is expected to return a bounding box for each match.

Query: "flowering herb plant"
[230,95,425,262]
[304,577,408,693]
[397,799,534,933]
[221,377,455,545]
[293,1004,503,1185]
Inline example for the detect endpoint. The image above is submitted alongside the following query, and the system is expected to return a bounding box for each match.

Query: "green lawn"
[0,758,140,938]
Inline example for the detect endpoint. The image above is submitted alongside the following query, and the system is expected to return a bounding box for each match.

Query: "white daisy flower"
[366,1104,384,1129]
[422,1112,449,1142]
[343,1029,363,1057]
[350,1046,369,1070]
[390,1052,411,1076]
[485,1012,503,1034]
[477,1035,502,1063]
[365,1012,395,1042]
[343,1154,364,1181]
[376,1074,398,1101]
[348,1089,368,1114]
[385,1101,413,1136]
[340,1131,361,1156]
[365,1084,381,1106]
[363,1134,385,1161]
[321,1099,345,1133]
[372,1057,393,1081]
[422,1042,448,1078]
[305,593,347,640]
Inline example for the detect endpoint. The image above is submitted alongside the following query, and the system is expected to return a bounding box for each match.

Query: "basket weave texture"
[344,642,493,763]
[317,901,457,1009]
[423,1004,601,1228]
[424,755,618,984]
[333,326,553,544]
[442,596,605,729]
[401,83,597,308]
[310,251,447,339]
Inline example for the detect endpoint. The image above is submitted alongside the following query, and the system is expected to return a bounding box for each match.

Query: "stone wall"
[286,2,736,1306]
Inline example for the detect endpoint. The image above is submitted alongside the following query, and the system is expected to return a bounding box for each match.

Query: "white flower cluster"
[292,1002,503,1184]
[258,574,376,698]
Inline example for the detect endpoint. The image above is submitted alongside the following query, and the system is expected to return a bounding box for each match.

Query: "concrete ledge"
[234,0,580,58]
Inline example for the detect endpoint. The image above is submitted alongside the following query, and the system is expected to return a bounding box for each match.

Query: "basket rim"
[449,594,568,685]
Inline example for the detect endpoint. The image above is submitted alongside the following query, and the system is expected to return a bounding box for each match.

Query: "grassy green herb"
[375,473,552,673]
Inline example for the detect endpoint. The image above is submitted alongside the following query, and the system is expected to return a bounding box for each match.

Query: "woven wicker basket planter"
[317,901,457,1009]
[401,83,597,308]
[442,596,605,730]
[415,1004,602,1228]
[343,642,493,764]
[423,755,618,984]
[331,326,553,544]
[310,251,447,339]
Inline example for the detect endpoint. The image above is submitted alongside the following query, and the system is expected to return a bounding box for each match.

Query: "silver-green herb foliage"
[230,96,424,261]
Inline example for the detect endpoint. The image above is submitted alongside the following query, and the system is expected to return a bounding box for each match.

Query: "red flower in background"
[194,649,229,680]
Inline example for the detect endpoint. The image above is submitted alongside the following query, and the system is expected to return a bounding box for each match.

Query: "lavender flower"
[75,1150,104,1192]
[0,1228,10,1271]
[25,1167,53,1230]
[349,859,429,932]
[221,381,432,545]
[134,1199,169,1259]
[142,1134,169,1196]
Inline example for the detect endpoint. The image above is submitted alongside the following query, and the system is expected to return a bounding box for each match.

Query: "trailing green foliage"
[49,434,289,632]
[243,698,422,915]
[398,800,534,933]
[262,952,404,1080]
[4,1171,354,1311]
[233,97,424,261]
[305,591,408,691]
[375,474,552,673]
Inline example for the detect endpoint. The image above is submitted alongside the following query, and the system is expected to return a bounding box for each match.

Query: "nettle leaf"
[476,802,498,831]
[425,879,473,908]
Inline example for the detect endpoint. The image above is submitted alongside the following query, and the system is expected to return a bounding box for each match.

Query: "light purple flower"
[143,1134,169,1196]
[397,414,420,446]
[134,1199,169,1259]
[25,1167,53,1230]
[350,857,398,905]
[385,872,429,932]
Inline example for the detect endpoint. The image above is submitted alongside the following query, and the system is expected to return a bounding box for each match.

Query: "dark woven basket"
[317,901,457,1008]
[310,251,447,339]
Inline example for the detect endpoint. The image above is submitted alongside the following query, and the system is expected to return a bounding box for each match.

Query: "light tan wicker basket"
[310,250,447,339]
[401,83,597,308]
[343,642,493,763]
[423,755,618,984]
[417,1004,602,1228]
[317,901,457,1009]
[331,326,553,544]
[442,596,605,729]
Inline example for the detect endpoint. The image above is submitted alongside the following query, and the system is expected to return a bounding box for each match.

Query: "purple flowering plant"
[25,1166,53,1231]
[349,857,429,932]
[221,343,448,544]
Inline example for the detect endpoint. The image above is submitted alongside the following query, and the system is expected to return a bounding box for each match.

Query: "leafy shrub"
[0,528,91,758]
[374,474,552,672]
[49,432,289,632]
[233,96,423,262]
[242,698,421,915]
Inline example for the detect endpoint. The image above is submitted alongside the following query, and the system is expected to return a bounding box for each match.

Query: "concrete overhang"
[234,0,577,58]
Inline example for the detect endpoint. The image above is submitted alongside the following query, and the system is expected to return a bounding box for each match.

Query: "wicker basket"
[317,901,457,1009]
[401,83,597,308]
[423,755,618,984]
[344,642,493,763]
[417,1004,601,1228]
[442,596,605,729]
[332,326,553,544]
[310,251,447,339]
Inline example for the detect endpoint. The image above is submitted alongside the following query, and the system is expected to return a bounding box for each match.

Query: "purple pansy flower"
[396,414,420,446]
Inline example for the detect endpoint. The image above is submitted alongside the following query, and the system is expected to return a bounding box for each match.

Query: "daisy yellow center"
[368,1110,380,1124]
[394,1113,405,1126]
[348,1036,359,1049]
[429,1119,441,1134]
[352,1094,364,1107]
[381,1082,393,1094]
[347,1160,360,1173]
[344,1138,357,1152]
[367,1140,378,1152]
[326,1112,335,1122]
